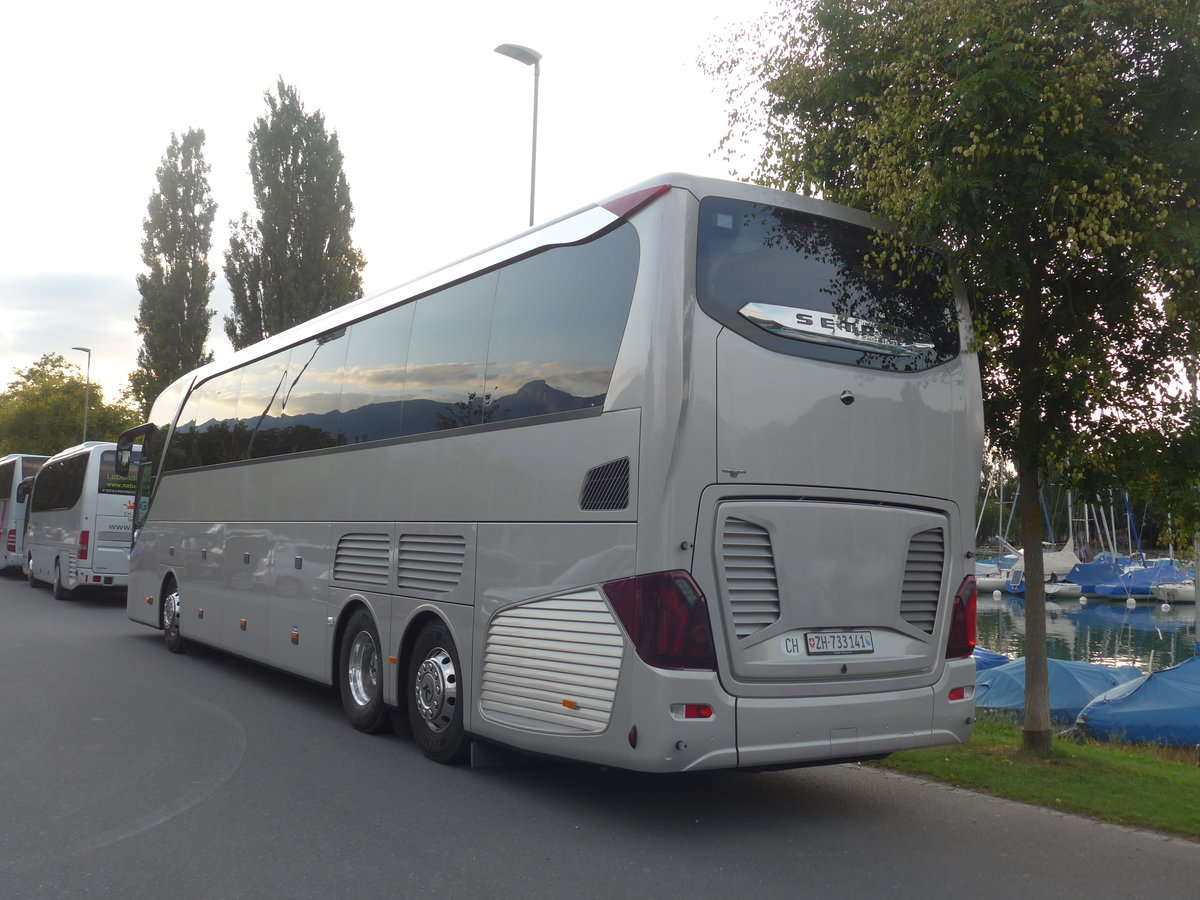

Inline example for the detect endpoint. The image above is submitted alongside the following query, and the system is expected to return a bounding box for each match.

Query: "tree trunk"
[1017,459,1053,753]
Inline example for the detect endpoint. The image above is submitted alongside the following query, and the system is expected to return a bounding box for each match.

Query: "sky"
[0,0,771,405]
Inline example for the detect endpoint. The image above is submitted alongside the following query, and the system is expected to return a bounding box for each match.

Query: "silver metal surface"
[347,630,380,708]
[414,646,459,733]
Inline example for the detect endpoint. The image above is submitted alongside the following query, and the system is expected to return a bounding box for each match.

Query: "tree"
[223,80,366,350]
[0,355,141,456]
[709,0,1200,751]
[131,128,217,416]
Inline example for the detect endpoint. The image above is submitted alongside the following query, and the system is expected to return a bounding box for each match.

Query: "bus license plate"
[802,631,874,655]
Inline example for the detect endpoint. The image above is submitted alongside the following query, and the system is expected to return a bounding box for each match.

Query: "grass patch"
[876,713,1200,841]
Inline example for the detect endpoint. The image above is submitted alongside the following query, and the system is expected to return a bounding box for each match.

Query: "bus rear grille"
[397,534,466,593]
[901,528,944,634]
[722,517,781,639]
[479,591,623,735]
[333,532,390,587]
[579,458,630,511]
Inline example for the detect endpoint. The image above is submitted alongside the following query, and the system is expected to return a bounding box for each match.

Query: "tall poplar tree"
[132,128,217,415]
[710,0,1200,750]
[223,80,366,350]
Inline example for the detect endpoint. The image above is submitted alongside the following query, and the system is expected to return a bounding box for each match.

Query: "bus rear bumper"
[734,657,976,768]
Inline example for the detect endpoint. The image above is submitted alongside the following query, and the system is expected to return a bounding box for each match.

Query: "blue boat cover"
[1064,561,1124,593]
[1092,564,1194,597]
[976,657,1143,722]
[1076,655,1200,747]
[974,648,1010,672]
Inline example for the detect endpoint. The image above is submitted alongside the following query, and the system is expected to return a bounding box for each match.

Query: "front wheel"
[338,609,390,734]
[162,585,186,654]
[52,562,73,601]
[407,620,469,764]
[26,558,42,588]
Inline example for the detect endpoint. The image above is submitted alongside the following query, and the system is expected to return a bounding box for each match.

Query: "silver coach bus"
[119,174,983,771]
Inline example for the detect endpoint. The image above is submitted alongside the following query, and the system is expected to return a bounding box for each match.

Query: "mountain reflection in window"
[162,222,641,470]
[697,198,958,371]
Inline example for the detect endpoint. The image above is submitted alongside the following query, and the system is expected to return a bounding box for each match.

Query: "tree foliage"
[131,128,217,417]
[709,0,1200,749]
[0,355,141,456]
[223,80,366,350]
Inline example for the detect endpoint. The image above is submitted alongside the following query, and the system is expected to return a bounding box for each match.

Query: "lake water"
[977,591,1199,673]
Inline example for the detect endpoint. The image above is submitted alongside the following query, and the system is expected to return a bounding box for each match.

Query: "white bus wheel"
[338,609,390,734]
[407,621,469,764]
[162,585,186,654]
[53,562,73,601]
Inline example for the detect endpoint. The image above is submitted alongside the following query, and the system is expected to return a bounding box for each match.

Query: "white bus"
[1,453,48,571]
[119,173,983,771]
[25,442,139,599]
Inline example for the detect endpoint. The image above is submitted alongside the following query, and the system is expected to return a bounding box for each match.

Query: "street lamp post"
[72,346,91,442]
[494,43,542,227]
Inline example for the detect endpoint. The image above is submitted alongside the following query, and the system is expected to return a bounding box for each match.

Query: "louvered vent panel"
[722,517,781,639]
[480,592,624,735]
[397,534,467,593]
[901,528,944,634]
[333,533,390,587]
[579,458,630,511]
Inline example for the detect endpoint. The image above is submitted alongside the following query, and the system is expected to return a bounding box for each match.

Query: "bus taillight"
[78,530,90,562]
[602,570,717,671]
[946,575,976,659]
[5,528,14,552]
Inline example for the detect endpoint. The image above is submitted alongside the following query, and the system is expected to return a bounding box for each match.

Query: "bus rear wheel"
[162,585,186,654]
[53,562,73,601]
[338,609,390,734]
[407,621,469,764]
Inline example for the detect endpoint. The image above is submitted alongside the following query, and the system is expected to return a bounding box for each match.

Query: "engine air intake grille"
[397,533,467,593]
[480,591,623,735]
[579,457,630,511]
[333,533,390,587]
[901,528,944,634]
[722,517,781,638]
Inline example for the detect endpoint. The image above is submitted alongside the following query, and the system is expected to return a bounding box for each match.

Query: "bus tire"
[53,562,73,601]
[338,609,390,734]
[407,621,469,764]
[162,584,186,654]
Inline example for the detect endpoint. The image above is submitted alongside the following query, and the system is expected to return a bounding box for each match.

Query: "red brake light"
[603,570,717,670]
[601,184,670,219]
[6,528,14,552]
[79,530,90,561]
[946,575,976,659]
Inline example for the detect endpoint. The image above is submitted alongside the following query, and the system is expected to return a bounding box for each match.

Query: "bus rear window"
[99,450,139,496]
[696,197,958,371]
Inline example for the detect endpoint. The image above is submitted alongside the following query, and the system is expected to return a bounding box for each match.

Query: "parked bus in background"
[119,173,983,771]
[0,453,48,571]
[25,442,140,599]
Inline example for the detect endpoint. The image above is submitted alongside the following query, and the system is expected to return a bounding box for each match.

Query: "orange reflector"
[562,699,578,710]
[145,596,153,604]
[389,657,398,665]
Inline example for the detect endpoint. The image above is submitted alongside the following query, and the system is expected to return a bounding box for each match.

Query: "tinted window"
[340,303,416,443]
[697,197,958,371]
[262,332,348,455]
[98,450,138,495]
[168,369,244,470]
[31,453,88,512]
[0,461,12,498]
[400,274,496,436]
[485,223,639,422]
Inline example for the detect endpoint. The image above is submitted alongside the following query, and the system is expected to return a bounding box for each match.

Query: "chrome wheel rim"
[162,590,180,632]
[347,630,380,707]
[414,647,457,733]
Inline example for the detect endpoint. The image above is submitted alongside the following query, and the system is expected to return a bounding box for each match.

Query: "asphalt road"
[1,570,1196,899]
